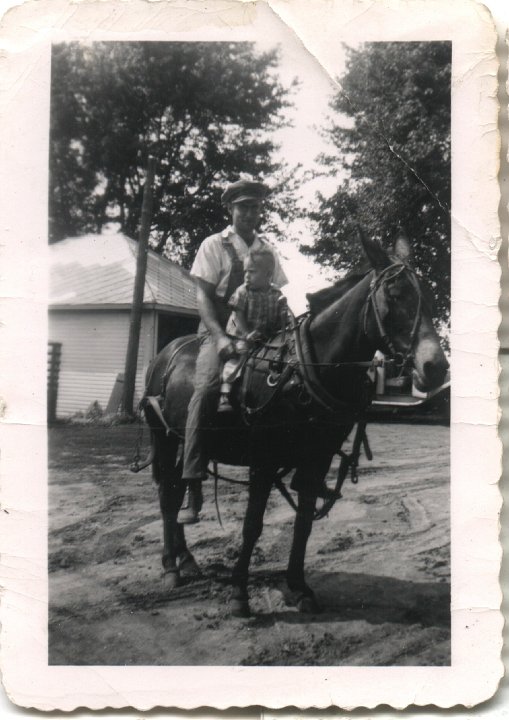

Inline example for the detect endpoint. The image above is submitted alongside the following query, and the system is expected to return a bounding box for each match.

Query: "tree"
[305,42,451,324]
[49,41,297,265]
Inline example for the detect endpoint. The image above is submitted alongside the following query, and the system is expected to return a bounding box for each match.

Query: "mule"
[141,229,448,616]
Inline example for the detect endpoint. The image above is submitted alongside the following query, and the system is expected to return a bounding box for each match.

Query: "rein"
[241,264,424,420]
[240,313,375,421]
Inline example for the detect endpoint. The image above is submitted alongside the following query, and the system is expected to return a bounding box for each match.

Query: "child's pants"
[222,356,244,385]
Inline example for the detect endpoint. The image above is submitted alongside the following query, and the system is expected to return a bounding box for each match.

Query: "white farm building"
[49,233,198,418]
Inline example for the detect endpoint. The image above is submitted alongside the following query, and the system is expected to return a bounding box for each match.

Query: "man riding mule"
[140,207,448,617]
[177,179,288,524]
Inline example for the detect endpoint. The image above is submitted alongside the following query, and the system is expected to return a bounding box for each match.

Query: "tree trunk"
[121,157,156,416]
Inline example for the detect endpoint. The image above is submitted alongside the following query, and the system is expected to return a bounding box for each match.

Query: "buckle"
[267,372,280,387]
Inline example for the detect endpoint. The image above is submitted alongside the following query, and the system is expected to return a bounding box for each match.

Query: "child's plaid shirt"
[226,282,283,339]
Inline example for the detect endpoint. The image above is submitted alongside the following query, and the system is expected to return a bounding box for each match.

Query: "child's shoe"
[217,393,233,413]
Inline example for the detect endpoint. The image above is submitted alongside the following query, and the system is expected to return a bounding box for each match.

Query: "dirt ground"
[48,422,450,666]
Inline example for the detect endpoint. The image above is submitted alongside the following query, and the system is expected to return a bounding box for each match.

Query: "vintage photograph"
[0,0,504,710]
[47,38,452,667]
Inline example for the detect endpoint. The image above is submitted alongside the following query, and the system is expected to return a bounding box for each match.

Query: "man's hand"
[216,334,236,361]
[234,339,249,355]
[246,329,262,343]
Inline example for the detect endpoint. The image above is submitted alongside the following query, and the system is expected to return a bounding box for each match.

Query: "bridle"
[363,262,423,372]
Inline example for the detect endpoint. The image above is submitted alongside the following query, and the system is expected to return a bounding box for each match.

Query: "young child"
[218,247,286,412]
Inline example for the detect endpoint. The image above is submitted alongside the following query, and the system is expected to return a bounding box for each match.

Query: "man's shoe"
[177,505,200,524]
[177,483,203,525]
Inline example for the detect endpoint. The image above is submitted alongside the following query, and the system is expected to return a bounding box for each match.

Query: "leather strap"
[294,316,365,418]
[201,237,246,332]
[221,238,245,303]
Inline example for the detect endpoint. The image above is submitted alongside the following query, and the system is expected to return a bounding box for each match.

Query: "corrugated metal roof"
[49,233,197,311]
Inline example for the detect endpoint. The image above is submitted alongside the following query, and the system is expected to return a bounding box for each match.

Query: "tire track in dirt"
[48,423,450,666]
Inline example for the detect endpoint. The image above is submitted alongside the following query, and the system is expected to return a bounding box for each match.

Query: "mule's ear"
[356,225,390,272]
[393,228,413,264]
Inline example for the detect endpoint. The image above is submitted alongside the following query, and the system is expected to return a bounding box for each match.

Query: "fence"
[47,342,62,424]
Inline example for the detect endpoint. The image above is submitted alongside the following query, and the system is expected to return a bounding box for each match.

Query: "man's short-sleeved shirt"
[226,283,283,338]
[190,226,288,298]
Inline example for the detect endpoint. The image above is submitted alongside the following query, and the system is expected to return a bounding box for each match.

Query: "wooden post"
[47,341,62,424]
[121,156,156,416]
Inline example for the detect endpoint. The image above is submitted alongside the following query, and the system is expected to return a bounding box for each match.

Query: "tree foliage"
[49,41,296,264]
[306,42,451,324]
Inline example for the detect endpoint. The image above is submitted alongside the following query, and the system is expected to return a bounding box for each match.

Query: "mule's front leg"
[287,492,320,613]
[231,468,273,618]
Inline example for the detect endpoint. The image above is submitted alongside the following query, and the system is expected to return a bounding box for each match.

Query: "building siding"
[48,310,156,416]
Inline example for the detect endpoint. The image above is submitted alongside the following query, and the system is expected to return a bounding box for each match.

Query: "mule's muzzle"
[413,332,449,392]
[412,357,449,393]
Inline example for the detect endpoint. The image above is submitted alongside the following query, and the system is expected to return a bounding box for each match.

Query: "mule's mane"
[306,266,371,315]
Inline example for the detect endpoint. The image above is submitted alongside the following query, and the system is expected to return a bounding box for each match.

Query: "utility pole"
[121,156,156,416]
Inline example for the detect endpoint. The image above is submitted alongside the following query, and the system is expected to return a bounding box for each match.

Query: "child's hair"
[244,247,275,277]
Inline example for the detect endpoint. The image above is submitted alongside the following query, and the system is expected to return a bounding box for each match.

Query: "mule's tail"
[130,392,180,472]
[131,334,197,474]
[141,394,173,436]
[130,395,175,473]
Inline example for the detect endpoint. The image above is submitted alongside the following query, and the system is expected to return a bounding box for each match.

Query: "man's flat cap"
[221,180,270,205]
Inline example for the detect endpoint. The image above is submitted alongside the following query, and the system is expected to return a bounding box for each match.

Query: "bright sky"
[256,39,351,313]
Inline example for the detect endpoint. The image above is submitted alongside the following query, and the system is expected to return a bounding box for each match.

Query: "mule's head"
[359,227,449,393]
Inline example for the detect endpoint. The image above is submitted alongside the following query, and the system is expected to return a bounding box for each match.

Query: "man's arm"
[230,308,249,338]
[196,278,235,359]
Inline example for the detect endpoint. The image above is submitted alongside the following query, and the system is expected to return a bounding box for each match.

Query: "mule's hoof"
[286,586,321,614]
[177,551,202,578]
[297,593,321,614]
[231,597,251,618]
[163,569,181,590]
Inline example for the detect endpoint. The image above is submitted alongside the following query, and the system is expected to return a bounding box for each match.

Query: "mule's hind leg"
[152,430,187,589]
[231,468,273,617]
[286,492,320,613]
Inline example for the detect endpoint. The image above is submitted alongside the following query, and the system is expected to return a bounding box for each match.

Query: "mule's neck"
[309,272,376,366]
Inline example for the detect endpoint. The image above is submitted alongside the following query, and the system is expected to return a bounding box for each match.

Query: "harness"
[240,262,423,419]
[134,260,425,521]
[234,262,424,518]
[240,314,375,423]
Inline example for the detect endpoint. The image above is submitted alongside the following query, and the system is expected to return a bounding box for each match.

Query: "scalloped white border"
[0,0,503,711]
